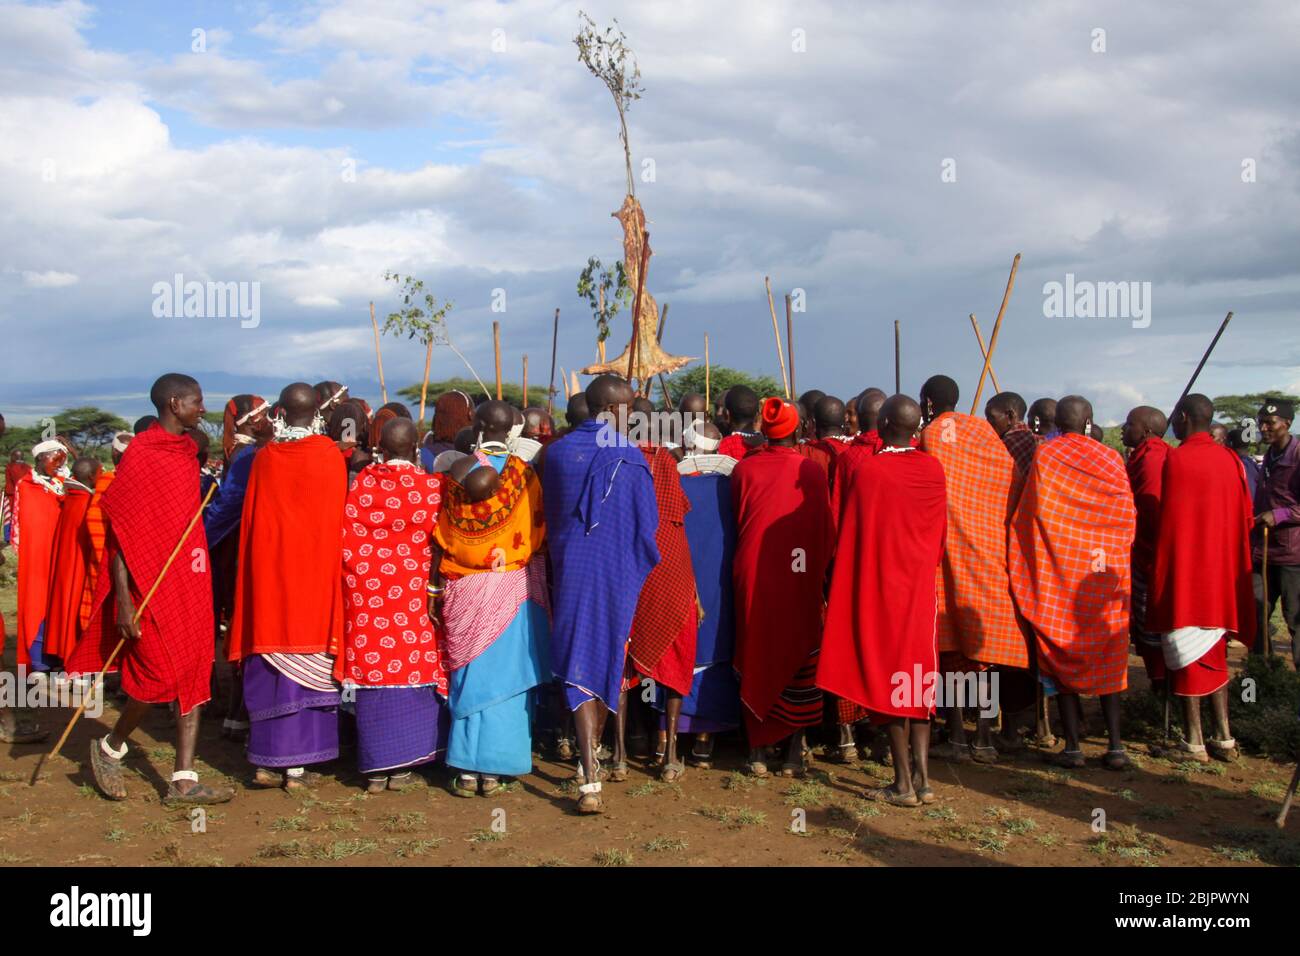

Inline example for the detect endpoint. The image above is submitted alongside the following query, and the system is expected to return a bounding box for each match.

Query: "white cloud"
[22,269,79,288]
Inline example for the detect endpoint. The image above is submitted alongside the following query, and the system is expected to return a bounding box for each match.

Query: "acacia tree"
[382,272,454,426]
[575,11,644,198]
[577,256,631,362]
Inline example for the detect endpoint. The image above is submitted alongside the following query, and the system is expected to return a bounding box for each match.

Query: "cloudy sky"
[1,0,1297,425]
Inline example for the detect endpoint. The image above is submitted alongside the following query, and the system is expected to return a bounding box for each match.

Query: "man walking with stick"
[68,373,234,805]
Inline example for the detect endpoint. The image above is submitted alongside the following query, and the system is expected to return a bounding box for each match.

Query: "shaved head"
[632,397,655,418]
[920,375,959,419]
[1055,395,1093,436]
[724,385,760,428]
[71,456,101,487]
[566,391,591,428]
[813,395,846,436]
[879,395,922,447]
[586,374,633,416]
[475,400,515,442]
[522,407,553,440]
[1122,405,1167,448]
[985,391,1027,437]
[678,392,707,416]
[149,373,201,414]
[1028,398,1057,436]
[279,382,319,427]
[381,417,419,459]
[1171,393,1216,441]
[857,389,887,433]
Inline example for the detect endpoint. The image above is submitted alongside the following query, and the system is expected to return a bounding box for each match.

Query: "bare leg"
[612,688,628,767]
[1181,694,1204,747]
[106,696,152,752]
[1035,685,1054,742]
[664,692,682,767]
[975,714,997,749]
[1099,693,1124,752]
[944,704,968,746]
[909,719,931,789]
[885,719,914,795]
[1209,686,1231,741]
[172,704,204,795]
[1056,694,1083,752]
[574,699,602,782]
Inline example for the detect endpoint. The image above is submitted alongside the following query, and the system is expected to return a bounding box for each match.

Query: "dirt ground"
[2,579,1299,868]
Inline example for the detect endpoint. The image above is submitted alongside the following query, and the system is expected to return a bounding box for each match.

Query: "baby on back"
[448,455,501,502]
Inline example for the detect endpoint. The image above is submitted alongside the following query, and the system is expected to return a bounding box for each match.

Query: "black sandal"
[0,713,49,744]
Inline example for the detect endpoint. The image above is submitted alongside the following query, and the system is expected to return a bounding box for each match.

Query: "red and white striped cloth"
[442,555,549,672]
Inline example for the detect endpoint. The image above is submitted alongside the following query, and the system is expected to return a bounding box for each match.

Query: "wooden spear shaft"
[785,294,796,399]
[547,308,559,416]
[894,320,901,394]
[969,314,1003,394]
[30,482,218,786]
[418,337,433,426]
[493,321,502,400]
[522,355,528,407]
[704,334,711,411]
[1174,311,1235,414]
[765,276,790,399]
[369,301,389,404]
[970,253,1020,415]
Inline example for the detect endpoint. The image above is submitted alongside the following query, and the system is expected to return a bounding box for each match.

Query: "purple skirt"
[354,685,449,774]
[244,655,340,768]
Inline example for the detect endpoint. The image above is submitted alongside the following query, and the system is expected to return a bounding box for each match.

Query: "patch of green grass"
[75,785,97,800]
[380,811,427,834]
[270,814,310,832]
[148,745,175,761]
[141,819,175,837]
[1228,654,1300,758]
[1250,781,1286,800]
[1112,788,1138,802]
[103,826,128,844]
[1004,816,1038,836]
[782,778,831,807]
[1214,845,1260,863]
[627,780,662,798]
[1211,824,1300,866]
[388,838,444,858]
[314,839,379,861]
[851,801,883,820]
[1089,824,1168,860]
[984,806,1012,821]
[929,823,1008,854]
[695,804,766,828]
[258,839,312,859]
[0,851,31,864]
[644,837,688,853]
[593,848,632,866]
[924,806,957,821]
[721,771,754,791]
[534,856,572,867]
[1036,833,1061,847]
[0,771,25,783]
[1138,803,1176,821]
[467,828,505,843]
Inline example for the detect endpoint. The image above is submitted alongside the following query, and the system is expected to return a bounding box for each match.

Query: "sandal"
[970,744,999,765]
[1207,737,1239,763]
[575,760,607,784]
[163,771,235,806]
[660,761,686,784]
[607,761,630,783]
[930,741,973,763]
[451,773,479,798]
[576,781,603,814]
[283,770,325,791]
[779,758,805,778]
[555,737,574,761]
[89,737,129,801]
[387,771,420,791]
[479,775,501,796]
[252,767,284,788]
[912,772,935,805]
[837,743,860,764]
[689,738,714,770]
[0,714,49,745]
[1103,749,1133,771]
[746,758,769,778]
[864,785,921,808]
[365,775,390,795]
[1051,749,1086,769]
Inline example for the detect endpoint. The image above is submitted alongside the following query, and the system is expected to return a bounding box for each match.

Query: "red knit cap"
[761,397,798,440]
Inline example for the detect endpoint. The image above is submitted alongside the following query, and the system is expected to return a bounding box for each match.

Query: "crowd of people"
[0,371,1295,814]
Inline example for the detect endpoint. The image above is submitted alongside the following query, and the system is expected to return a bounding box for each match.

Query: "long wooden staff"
[969,314,1003,394]
[1174,312,1234,414]
[785,294,796,399]
[626,231,651,390]
[1277,753,1300,828]
[522,355,528,406]
[493,321,503,400]
[1262,526,1271,657]
[418,335,434,426]
[547,308,560,416]
[30,482,218,786]
[704,334,711,411]
[369,302,389,404]
[894,320,901,394]
[656,302,673,409]
[969,253,1020,414]
[764,276,790,398]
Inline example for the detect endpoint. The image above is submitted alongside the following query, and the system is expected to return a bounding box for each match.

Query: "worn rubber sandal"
[89,737,128,801]
[864,785,921,807]
[660,761,686,784]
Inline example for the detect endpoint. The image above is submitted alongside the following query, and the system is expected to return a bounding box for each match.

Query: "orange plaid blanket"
[920,412,1027,669]
[1009,433,1135,695]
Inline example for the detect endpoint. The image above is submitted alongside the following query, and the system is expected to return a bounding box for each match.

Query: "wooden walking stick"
[704,334,711,411]
[764,276,790,398]
[970,253,1020,415]
[1276,758,1300,828]
[30,482,219,786]
[369,301,389,404]
[969,314,1003,394]
[493,321,503,401]
[418,335,434,426]
[547,308,560,415]
[785,294,796,399]
[522,355,528,407]
[1262,525,1271,657]
[656,302,673,408]
[626,230,651,390]
[1174,312,1234,414]
[894,320,901,394]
